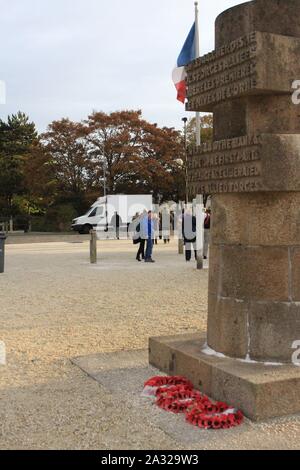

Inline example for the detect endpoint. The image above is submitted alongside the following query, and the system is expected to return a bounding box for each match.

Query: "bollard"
[196,253,203,270]
[0,232,6,274]
[90,230,97,264]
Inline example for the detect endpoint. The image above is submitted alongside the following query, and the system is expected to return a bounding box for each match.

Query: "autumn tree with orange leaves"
[1,109,213,230]
[39,110,187,212]
[85,110,186,203]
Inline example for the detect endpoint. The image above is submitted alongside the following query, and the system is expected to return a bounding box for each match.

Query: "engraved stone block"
[215,0,300,48]
[186,31,300,112]
[189,134,300,195]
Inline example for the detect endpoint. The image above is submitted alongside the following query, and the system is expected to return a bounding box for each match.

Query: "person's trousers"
[137,240,145,260]
[185,242,197,261]
[145,238,153,260]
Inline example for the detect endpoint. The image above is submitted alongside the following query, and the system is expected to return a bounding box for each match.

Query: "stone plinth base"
[149,333,300,422]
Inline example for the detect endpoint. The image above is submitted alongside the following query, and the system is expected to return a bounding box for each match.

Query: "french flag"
[172,23,196,104]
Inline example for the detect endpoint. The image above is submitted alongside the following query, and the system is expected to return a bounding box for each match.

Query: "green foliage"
[186,114,213,147]
[30,205,78,233]
[0,112,38,155]
[54,205,77,232]
[0,112,38,214]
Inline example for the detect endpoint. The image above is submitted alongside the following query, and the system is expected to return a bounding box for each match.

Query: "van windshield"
[88,206,104,218]
[85,207,94,216]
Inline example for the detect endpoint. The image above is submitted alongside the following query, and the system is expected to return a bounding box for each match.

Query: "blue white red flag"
[172,23,196,103]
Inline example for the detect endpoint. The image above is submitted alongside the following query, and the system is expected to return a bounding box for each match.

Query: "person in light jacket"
[153,213,159,245]
[161,208,171,244]
[141,211,155,263]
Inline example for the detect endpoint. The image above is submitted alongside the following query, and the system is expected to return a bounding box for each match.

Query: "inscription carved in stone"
[186,31,300,112]
[189,135,262,194]
[188,134,300,194]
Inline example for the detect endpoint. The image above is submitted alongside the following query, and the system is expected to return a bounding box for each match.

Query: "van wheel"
[81,224,93,234]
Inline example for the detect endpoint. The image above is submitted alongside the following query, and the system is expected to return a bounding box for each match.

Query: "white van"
[72,194,153,235]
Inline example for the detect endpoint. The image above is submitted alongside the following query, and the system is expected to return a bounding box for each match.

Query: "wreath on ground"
[143,376,244,430]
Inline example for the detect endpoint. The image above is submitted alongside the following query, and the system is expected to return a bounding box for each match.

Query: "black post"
[0,233,7,274]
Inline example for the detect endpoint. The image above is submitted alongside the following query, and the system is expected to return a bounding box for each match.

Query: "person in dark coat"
[111,212,121,240]
[136,237,145,262]
[133,212,146,262]
[182,210,197,262]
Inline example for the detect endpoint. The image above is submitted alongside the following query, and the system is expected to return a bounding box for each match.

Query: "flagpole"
[195,2,201,147]
[194,1,204,271]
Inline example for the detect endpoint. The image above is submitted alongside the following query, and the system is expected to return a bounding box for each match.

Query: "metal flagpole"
[195,2,201,147]
[194,2,204,269]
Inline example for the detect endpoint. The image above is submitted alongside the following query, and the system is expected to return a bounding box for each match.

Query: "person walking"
[133,213,145,262]
[142,211,155,263]
[203,209,211,260]
[136,237,145,262]
[182,209,197,262]
[153,213,159,245]
[111,211,121,240]
[161,208,171,244]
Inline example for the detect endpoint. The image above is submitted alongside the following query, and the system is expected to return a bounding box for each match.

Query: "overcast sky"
[0,0,245,132]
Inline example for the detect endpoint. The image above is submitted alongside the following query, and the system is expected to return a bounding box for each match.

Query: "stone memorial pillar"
[150,0,300,421]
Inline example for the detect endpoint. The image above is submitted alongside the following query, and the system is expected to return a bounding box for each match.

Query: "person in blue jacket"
[141,211,155,263]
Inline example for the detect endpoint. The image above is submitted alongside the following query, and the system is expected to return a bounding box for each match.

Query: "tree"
[40,118,97,213]
[0,110,190,228]
[22,142,57,215]
[0,112,38,215]
[85,110,186,202]
[185,114,213,203]
[186,114,213,147]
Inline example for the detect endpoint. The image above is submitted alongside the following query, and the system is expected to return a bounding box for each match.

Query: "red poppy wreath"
[143,376,244,430]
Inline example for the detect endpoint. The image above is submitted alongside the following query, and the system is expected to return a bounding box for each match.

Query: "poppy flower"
[212,417,222,429]
[216,402,229,413]
[220,417,230,429]
[204,403,217,414]
[234,411,244,425]
[204,419,214,429]
[196,418,205,428]
[144,376,167,387]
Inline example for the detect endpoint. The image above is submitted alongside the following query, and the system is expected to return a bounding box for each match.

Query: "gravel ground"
[0,240,207,450]
[1,239,299,450]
